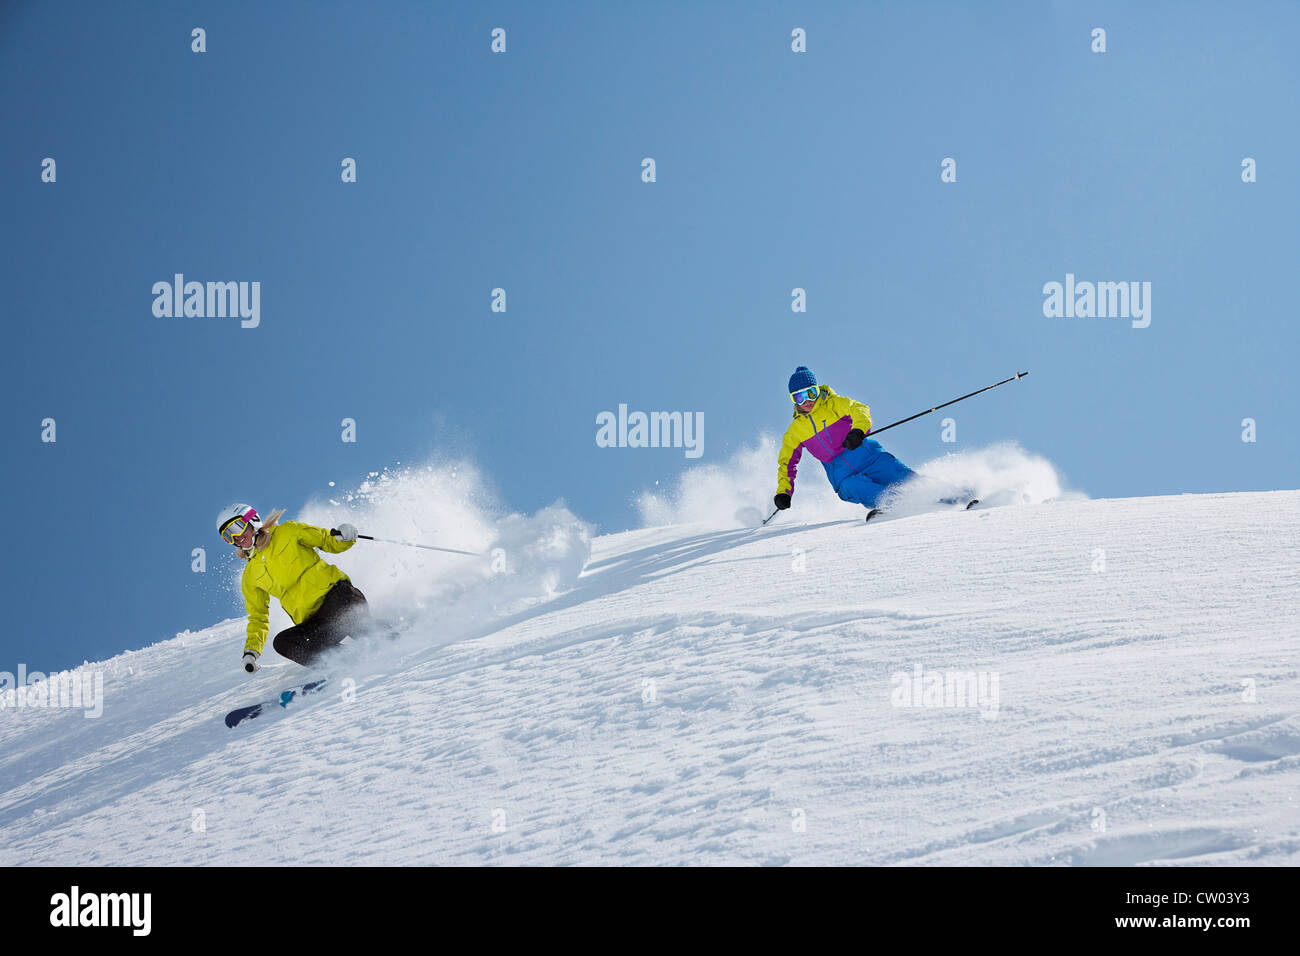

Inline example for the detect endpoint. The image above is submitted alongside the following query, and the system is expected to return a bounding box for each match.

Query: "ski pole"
[760,509,779,526]
[331,529,480,556]
[866,371,1029,439]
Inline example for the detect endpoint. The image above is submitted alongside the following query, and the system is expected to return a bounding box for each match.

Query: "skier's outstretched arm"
[291,520,356,554]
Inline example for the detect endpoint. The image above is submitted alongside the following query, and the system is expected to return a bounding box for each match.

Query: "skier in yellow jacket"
[217,504,369,672]
[774,366,974,520]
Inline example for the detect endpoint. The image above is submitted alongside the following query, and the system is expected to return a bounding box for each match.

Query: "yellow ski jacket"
[240,521,354,655]
[775,385,873,496]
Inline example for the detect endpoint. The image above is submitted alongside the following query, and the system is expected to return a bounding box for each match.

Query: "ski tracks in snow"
[0,491,1297,865]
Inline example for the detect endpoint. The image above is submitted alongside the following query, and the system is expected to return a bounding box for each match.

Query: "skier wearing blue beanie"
[774,367,957,520]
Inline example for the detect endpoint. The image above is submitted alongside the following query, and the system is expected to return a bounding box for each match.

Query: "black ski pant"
[272,580,369,666]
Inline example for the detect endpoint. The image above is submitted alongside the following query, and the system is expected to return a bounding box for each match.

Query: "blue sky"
[2,0,1296,672]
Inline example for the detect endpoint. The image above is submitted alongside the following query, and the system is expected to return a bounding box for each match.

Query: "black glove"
[773,493,791,511]
[842,428,865,450]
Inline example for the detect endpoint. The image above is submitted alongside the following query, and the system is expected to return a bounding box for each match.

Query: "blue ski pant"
[821,439,918,508]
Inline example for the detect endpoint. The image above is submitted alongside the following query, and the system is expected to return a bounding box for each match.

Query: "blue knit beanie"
[788,366,817,394]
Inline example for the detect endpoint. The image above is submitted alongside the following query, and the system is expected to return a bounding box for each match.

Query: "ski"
[224,679,330,729]
[865,497,978,525]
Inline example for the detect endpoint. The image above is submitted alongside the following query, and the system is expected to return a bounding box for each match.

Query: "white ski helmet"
[217,503,261,544]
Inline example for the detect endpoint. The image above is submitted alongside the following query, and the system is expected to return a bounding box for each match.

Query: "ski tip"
[864,509,882,523]
[965,499,980,510]
[224,705,262,728]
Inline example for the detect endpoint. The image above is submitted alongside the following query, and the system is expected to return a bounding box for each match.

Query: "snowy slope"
[2,490,1298,866]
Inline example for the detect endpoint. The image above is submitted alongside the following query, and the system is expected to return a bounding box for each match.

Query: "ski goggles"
[219,509,259,544]
[790,385,820,404]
